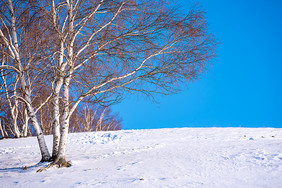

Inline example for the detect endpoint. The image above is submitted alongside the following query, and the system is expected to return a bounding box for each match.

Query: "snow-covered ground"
[0,128,282,188]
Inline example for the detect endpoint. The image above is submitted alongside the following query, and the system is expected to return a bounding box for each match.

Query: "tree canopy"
[0,0,216,169]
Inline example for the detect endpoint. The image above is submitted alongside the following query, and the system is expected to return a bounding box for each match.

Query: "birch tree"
[0,0,51,161]
[1,0,216,169]
[69,103,121,132]
[37,0,216,168]
[0,60,20,137]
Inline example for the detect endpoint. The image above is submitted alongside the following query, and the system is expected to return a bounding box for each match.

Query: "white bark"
[53,0,74,163]
[0,63,20,138]
[52,86,61,159]
[84,105,96,132]
[51,73,65,159]
[0,0,51,161]
[12,78,20,137]
[0,119,7,138]
[25,98,51,161]
[56,75,71,163]
[22,108,29,137]
[97,108,106,131]
[50,0,68,159]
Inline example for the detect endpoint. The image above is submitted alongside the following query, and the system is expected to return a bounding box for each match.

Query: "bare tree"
[0,0,51,161]
[36,0,216,168]
[0,119,7,138]
[69,103,121,133]
[0,60,20,137]
[1,0,216,170]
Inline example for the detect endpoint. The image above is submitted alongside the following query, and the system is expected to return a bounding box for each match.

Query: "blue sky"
[112,0,282,129]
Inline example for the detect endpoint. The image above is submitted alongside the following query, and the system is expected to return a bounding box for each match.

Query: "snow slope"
[0,128,282,188]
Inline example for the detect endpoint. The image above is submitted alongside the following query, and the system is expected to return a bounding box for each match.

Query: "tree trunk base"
[36,157,71,172]
[40,157,52,163]
[54,157,72,168]
[50,155,57,162]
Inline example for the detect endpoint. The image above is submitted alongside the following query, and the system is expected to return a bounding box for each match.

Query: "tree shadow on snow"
[0,162,44,173]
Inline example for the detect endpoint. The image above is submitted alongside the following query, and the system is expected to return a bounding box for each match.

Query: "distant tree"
[31,87,122,135]
[0,78,121,139]
[70,103,121,133]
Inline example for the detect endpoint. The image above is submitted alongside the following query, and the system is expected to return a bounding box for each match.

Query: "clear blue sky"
[112,0,282,129]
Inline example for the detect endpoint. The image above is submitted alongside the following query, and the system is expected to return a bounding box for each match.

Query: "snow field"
[0,128,281,188]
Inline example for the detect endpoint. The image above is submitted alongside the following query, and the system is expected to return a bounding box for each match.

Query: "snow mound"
[68,132,121,145]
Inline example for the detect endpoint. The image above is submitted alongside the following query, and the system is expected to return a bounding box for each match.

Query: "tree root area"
[36,159,71,173]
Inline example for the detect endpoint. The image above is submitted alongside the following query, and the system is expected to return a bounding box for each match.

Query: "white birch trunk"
[51,39,67,158]
[0,119,7,138]
[0,67,21,138]
[7,0,51,161]
[50,0,68,160]
[22,108,29,137]
[97,108,106,131]
[53,0,74,165]
[51,78,63,159]
[25,97,51,161]
[56,76,71,165]
[12,115,20,137]
[0,120,3,138]
[12,83,20,137]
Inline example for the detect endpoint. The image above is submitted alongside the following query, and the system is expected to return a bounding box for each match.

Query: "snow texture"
[0,128,282,188]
